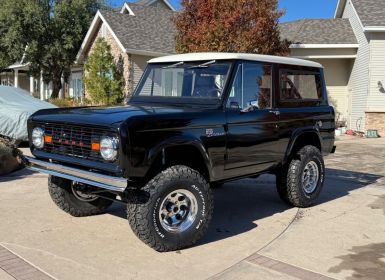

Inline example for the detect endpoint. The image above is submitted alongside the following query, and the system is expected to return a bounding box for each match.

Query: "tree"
[84,38,124,105]
[0,0,104,98]
[175,0,289,55]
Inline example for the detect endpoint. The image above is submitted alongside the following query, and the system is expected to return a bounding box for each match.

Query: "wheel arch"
[284,128,322,163]
[145,137,213,182]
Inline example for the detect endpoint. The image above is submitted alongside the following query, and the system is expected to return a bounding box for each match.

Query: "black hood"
[30,104,203,127]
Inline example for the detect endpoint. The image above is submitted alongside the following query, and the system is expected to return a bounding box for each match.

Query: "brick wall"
[365,112,385,136]
[85,24,133,100]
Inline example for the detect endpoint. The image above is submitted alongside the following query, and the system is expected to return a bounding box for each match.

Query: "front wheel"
[276,145,325,208]
[48,175,113,217]
[127,165,213,252]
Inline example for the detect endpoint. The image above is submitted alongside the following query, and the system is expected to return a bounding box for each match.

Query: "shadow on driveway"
[106,168,382,246]
[0,168,42,182]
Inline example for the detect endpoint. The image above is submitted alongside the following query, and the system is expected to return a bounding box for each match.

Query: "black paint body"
[28,60,335,185]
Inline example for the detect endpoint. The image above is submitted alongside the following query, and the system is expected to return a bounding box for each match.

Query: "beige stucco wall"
[290,48,357,58]
[307,58,354,127]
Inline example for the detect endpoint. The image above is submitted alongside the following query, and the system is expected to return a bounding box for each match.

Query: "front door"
[225,62,280,177]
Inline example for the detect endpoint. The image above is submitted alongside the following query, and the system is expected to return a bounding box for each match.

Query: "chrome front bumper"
[24,156,127,192]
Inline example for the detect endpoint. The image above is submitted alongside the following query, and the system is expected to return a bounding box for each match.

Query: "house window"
[71,79,83,100]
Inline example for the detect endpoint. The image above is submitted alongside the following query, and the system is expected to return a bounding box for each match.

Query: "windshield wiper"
[188,60,216,69]
[162,62,184,69]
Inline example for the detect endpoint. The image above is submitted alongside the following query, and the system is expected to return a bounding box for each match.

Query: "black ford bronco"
[25,53,335,252]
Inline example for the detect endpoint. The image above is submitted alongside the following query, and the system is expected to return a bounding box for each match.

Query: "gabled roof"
[135,0,176,11]
[351,0,385,27]
[335,0,385,28]
[280,18,358,46]
[76,4,176,63]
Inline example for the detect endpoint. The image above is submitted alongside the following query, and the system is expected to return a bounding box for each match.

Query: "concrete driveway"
[0,136,384,280]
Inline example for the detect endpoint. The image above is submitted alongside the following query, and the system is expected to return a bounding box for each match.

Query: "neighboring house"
[281,0,385,135]
[75,0,176,99]
[0,0,175,101]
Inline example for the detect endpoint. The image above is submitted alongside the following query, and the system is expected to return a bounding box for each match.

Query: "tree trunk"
[50,74,63,99]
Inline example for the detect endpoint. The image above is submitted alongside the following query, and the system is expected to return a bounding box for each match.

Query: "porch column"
[30,76,34,95]
[40,72,44,100]
[14,69,19,88]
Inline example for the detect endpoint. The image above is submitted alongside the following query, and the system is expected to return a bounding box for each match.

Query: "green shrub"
[49,98,91,108]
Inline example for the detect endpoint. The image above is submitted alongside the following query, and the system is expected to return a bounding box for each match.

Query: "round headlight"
[100,136,118,161]
[32,127,45,149]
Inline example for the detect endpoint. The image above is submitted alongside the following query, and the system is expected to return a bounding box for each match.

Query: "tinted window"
[227,62,272,111]
[280,70,322,101]
[135,62,231,99]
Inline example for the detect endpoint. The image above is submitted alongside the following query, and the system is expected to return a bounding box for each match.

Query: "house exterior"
[0,0,175,101]
[281,0,385,135]
[75,0,176,99]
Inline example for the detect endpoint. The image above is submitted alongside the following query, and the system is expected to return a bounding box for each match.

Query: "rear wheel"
[48,175,113,217]
[127,165,213,252]
[276,145,325,208]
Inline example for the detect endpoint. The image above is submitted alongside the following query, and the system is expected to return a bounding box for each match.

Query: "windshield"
[132,61,232,104]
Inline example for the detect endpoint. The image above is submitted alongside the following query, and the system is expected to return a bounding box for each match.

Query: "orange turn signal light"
[44,135,52,144]
[91,142,100,151]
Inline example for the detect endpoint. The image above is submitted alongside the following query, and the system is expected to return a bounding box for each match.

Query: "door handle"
[269,110,280,116]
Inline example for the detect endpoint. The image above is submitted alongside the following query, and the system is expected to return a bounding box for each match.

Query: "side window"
[280,70,322,103]
[227,62,272,111]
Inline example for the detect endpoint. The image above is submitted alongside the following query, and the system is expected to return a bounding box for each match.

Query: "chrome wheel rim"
[159,189,198,233]
[71,184,98,202]
[302,161,319,194]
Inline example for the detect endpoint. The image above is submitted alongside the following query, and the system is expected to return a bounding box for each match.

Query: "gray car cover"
[0,86,57,141]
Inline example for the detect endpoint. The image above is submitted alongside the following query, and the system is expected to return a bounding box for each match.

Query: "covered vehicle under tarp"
[0,86,57,141]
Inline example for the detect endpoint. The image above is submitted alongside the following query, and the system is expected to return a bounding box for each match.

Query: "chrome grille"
[41,123,114,162]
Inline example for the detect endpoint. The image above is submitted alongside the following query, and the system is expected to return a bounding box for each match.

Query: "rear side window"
[280,70,322,106]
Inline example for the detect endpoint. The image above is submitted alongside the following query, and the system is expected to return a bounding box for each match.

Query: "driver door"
[224,62,280,177]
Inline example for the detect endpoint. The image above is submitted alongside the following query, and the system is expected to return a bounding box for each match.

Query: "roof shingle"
[351,0,385,27]
[280,18,358,45]
[101,4,176,54]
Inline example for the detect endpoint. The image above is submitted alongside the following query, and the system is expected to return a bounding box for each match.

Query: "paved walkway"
[0,136,384,279]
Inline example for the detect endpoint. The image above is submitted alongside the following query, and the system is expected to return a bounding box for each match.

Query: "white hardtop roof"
[149,52,323,68]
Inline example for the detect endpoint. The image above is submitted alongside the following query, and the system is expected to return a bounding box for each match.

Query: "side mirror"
[249,100,258,108]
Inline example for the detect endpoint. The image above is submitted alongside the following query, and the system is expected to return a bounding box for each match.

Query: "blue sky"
[110,0,338,22]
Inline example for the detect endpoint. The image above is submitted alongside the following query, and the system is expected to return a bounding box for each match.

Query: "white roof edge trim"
[98,12,126,53]
[120,3,135,15]
[350,0,365,30]
[148,53,323,68]
[334,0,345,18]
[75,12,101,63]
[290,44,359,49]
[75,11,127,64]
[364,27,385,32]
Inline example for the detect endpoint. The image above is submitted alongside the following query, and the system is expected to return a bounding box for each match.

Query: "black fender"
[146,135,214,180]
[284,126,322,163]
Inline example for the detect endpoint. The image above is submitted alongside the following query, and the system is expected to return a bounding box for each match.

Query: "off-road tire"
[48,175,113,217]
[127,165,213,252]
[276,145,325,208]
